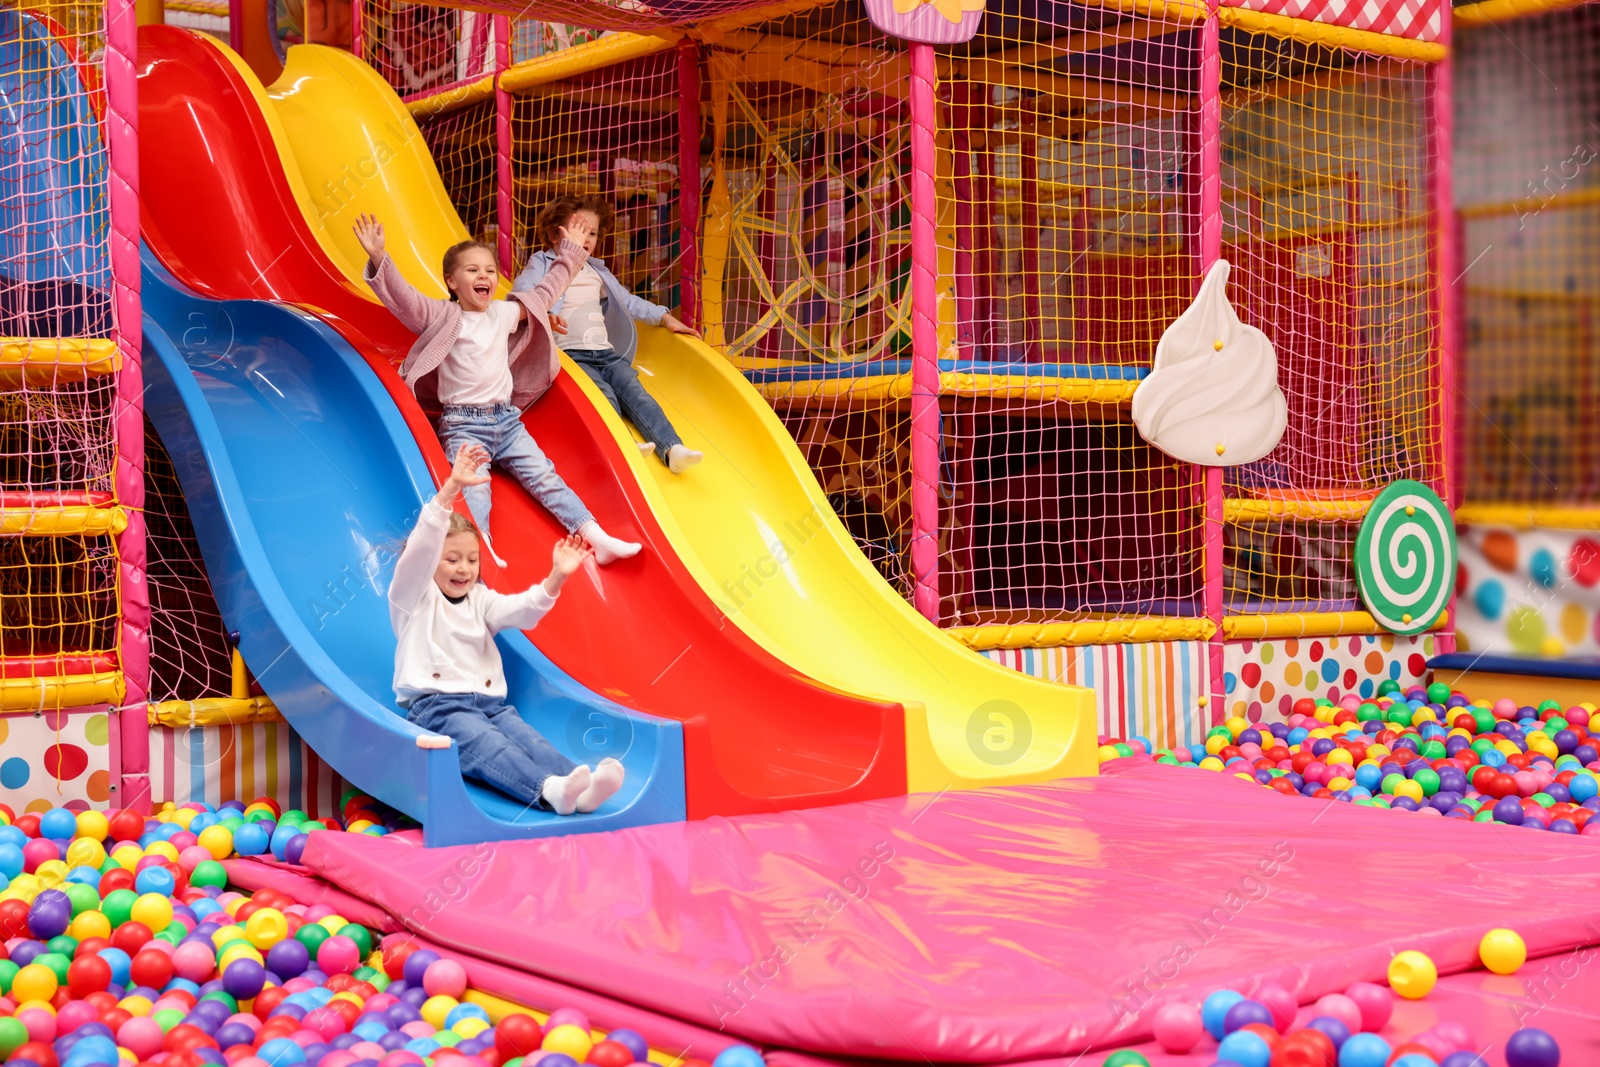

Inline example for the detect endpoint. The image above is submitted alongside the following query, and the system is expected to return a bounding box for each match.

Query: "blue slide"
[141,248,686,845]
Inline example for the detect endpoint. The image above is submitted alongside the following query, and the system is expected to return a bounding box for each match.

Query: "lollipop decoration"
[1355,479,1457,636]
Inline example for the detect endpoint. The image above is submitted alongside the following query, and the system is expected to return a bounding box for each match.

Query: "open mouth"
[473,281,492,298]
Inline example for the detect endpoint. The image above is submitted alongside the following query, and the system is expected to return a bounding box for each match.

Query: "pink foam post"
[906,43,941,622]
[1428,24,1455,653]
[228,0,243,55]
[493,15,512,274]
[1197,2,1225,709]
[350,0,364,66]
[467,13,492,79]
[107,0,150,810]
[676,40,702,330]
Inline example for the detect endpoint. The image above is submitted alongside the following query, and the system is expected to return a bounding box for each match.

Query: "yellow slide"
[262,44,1097,792]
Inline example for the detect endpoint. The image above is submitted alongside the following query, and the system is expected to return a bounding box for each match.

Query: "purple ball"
[1504,1028,1560,1067]
[223,959,266,1000]
[330,1034,362,1051]
[181,1013,220,1035]
[266,939,310,979]
[605,1031,649,1063]
[270,1003,307,1022]
[1440,1054,1488,1067]
[1304,1016,1350,1049]
[194,1050,226,1067]
[215,1023,258,1050]
[456,1039,488,1056]
[1550,819,1578,834]
[401,950,440,987]
[1546,783,1571,804]
[193,1000,232,1023]
[199,980,226,996]
[1493,797,1525,824]
[399,986,429,1008]
[1222,999,1274,1035]
[385,1004,421,1027]
[26,891,71,940]
[376,1033,410,1052]
[285,834,310,866]
[9,941,45,967]
[1391,797,1421,812]
[303,1044,331,1067]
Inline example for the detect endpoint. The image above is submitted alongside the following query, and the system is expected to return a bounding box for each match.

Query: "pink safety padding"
[300,762,1600,1062]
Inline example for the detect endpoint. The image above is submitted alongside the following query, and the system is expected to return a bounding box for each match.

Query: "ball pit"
[1100,686,1600,834]
[0,794,761,1067]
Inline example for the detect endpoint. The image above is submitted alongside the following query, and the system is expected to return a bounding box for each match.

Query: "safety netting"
[1455,3,1600,509]
[0,0,122,691]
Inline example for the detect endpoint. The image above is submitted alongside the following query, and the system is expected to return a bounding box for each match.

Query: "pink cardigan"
[363,239,588,412]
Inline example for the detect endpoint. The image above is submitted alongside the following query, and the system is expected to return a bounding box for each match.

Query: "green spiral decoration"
[1355,480,1457,636]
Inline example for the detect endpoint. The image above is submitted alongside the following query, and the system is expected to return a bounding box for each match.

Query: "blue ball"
[135,866,177,897]
[1393,1057,1441,1067]
[39,808,78,840]
[1338,1033,1392,1067]
[712,1049,764,1067]
[232,823,270,857]
[443,1004,489,1029]
[351,1023,389,1043]
[0,844,24,880]
[96,947,132,987]
[404,1040,441,1057]
[258,1039,307,1067]
[1201,989,1246,1040]
[1216,1030,1271,1067]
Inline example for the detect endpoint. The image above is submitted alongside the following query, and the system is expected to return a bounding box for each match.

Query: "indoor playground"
[0,0,1596,1061]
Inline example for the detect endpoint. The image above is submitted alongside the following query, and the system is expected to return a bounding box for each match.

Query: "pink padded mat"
[300,762,1600,1062]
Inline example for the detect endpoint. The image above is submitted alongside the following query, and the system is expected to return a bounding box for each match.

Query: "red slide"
[137,25,907,818]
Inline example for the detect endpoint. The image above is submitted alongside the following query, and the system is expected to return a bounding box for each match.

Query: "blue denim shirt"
[511,251,669,365]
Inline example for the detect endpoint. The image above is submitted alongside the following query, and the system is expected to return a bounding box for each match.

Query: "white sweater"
[389,500,557,706]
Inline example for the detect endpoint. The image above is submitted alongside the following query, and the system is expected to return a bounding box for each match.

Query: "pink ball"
[1567,707,1590,728]
[290,1030,327,1049]
[55,1001,99,1035]
[284,977,318,994]
[18,1008,56,1043]
[545,1008,589,1032]
[380,1054,425,1067]
[118,1016,166,1058]
[303,905,336,922]
[316,934,361,976]
[1344,981,1393,1032]
[304,1007,349,1040]
[225,1014,262,1033]
[169,831,198,850]
[178,846,215,873]
[1305,761,1328,784]
[421,959,467,999]
[143,940,177,960]
[1423,1024,1470,1055]
[1313,993,1361,1034]
[1513,771,1540,797]
[1340,695,1362,711]
[20,839,59,873]
[173,941,217,983]
[351,1042,388,1060]
[363,994,398,1014]
[235,1058,271,1067]
[320,1053,359,1067]
[400,1021,436,1040]
[1255,983,1298,1032]
[453,1057,490,1067]
[1493,698,1518,719]
[1151,1001,1204,1053]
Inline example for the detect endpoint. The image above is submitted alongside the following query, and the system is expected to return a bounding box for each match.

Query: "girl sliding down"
[390,443,626,814]
[355,212,639,567]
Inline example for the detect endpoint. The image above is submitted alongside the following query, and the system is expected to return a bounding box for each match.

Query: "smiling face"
[434,531,481,598]
[445,246,499,312]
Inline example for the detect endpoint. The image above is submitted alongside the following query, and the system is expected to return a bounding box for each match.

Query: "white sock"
[667,445,703,474]
[481,533,508,569]
[637,440,656,453]
[579,520,640,564]
[575,757,625,814]
[540,764,591,816]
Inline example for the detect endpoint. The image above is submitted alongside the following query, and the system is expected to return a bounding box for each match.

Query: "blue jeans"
[566,348,682,463]
[407,692,577,808]
[438,404,592,540]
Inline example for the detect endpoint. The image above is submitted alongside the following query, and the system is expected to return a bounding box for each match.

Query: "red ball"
[256,1019,300,1043]
[235,901,263,923]
[329,999,361,1026]
[1507,752,1532,769]
[101,1008,133,1032]
[164,1025,219,1054]
[14,1043,58,1067]
[1271,1031,1333,1067]
[1293,698,1317,717]
[1240,1023,1280,1048]
[1270,779,1300,796]
[111,921,154,955]
[130,950,174,991]
[84,991,120,1015]
[74,937,111,959]
[252,987,289,1019]
[381,939,419,980]
[1385,1042,1438,1064]
[50,988,71,1011]
[494,1014,544,1058]
[585,1042,633,1067]
[109,810,145,842]
[0,898,31,938]
[67,954,113,997]
[14,814,41,839]
[99,867,136,896]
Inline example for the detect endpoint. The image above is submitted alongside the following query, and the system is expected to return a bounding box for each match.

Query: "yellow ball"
[111,845,143,872]
[224,897,247,917]
[1096,745,1121,763]
[1198,756,1225,771]
[1325,749,1354,766]
[541,1025,592,1061]
[65,837,107,871]
[13,1001,56,1017]
[12,963,60,1003]
[245,908,288,949]
[452,1018,491,1039]
[219,944,264,969]
[1410,708,1437,726]
[1392,780,1425,803]
[74,810,109,841]
[118,995,153,1017]
[1225,716,1248,739]
[69,910,112,941]
[144,841,180,864]
[172,808,198,830]
[1479,928,1527,975]
[347,820,374,833]
[1388,950,1437,999]
[130,893,174,932]
[211,924,246,947]
[1205,735,1229,756]
[197,825,234,861]
[34,860,68,888]
[318,916,348,935]
[1328,776,1352,792]
[420,995,459,1029]
[7,873,39,899]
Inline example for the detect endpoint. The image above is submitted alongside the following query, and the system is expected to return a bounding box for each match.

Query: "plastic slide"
[137,25,909,818]
[138,247,686,845]
[250,41,1098,791]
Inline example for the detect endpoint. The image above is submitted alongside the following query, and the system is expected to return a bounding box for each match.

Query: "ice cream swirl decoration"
[1356,480,1457,636]
[1131,260,1287,466]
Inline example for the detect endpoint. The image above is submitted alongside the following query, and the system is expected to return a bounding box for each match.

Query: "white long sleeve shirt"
[388,500,557,706]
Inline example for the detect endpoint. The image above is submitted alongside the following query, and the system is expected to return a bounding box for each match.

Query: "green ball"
[102,888,138,927]
[1357,703,1382,722]
[154,1009,186,1033]
[0,960,18,995]
[340,787,364,807]
[1315,697,1333,707]
[62,883,100,916]
[1474,809,1495,822]
[1411,768,1441,797]
[1473,709,1496,734]
[245,810,272,823]
[432,1033,462,1049]
[1156,755,1179,765]
[1426,682,1451,704]
[1101,1054,1151,1067]
[201,990,239,1012]
[368,971,390,992]
[1471,738,1496,755]
[1377,679,1402,696]
[1207,726,1231,740]
[191,860,229,889]
[1386,708,1412,725]
[1380,772,1404,796]
[1531,792,1555,808]
[45,934,78,956]
[1113,743,1133,758]
[1419,740,1447,760]
[1354,797,1379,807]
[34,952,71,984]
[98,857,122,875]
[0,1016,27,1057]
[342,925,373,957]
[504,1059,523,1067]
[303,823,327,834]
[353,966,379,982]
[1546,716,1568,733]
[281,810,307,826]
[296,923,331,953]
[1539,699,1562,711]
[156,926,185,946]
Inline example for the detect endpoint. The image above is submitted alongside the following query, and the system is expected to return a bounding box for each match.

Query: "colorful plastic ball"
[1439,1054,1488,1067]
[222,958,266,1000]
[128,949,173,990]
[118,1016,166,1059]
[1312,993,1361,1036]
[1478,928,1527,975]
[1201,989,1246,1039]
[11,963,59,1003]
[1216,1030,1271,1067]
[1223,998,1274,1035]
[266,938,310,979]
[1151,1001,1203,1053]
[1504,1028,1560,1067]
[1098,1053,1150,1067]
[1252,983,1297,1033]
[259,1037,308,1066]
[232,825,270,857]
[317,935,361,976]
[64,953,111,997]
[130,892,174,932]
[601,1030,647,1063]
[422,959,467,999]
[1343,982,1392,1032]
[1305,1016,1351,1050]
[495,1015,544,1059]
[1387,951,1437,999]
[541,1026,592,1061]
[1392,1056,1440,1067]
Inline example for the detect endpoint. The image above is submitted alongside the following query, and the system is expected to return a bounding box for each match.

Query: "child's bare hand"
[661,313,700,338]
[445,443,491,492]
[557,213,595,247]
[353,213,386,265]
[551,534,590,577]
[549,312,568,335]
